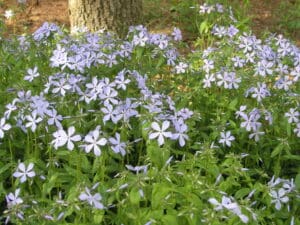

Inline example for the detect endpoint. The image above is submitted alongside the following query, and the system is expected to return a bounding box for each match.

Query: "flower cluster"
[1,1,300,224]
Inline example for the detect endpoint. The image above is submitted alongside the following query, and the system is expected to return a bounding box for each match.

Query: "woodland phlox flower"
[4,10,14,19]
[126,164,148,174]
[203,73,215,88]
[149,121,172,146]
[199,3,215,14]
[4,103,17,119]
[209,195,249,223]
[115,70,131,90]
[24,66,40,82]
[270,188,289,210]
[25,111,43,132]
[6,188,23,208]
[171,118,189,147]
[219,131,235,147]
[46,109,63,128]
[268,176,297,211]
[51,126,81,150]
[203,59,214,73]
[30,94,50,117]
[293,123,300,137]
[13,162,36,183]
[79,186,104,209]
[172,27,182,41]
[175,62,188,74]
[0,117,11,138]
[33,22,62,41]
[83,128,107,156]
[285,108,299,124]
[109,132,126,156]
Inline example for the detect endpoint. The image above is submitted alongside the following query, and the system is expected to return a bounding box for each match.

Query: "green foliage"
[0,1,299,225]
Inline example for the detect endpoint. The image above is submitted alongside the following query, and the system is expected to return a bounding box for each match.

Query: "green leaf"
[156,56,165,69]
[271,144,283,158]
[129,187,141,205]
[0,162,13,175]
[199,20,209,34]
[286,122,292,137]
[136,47,144,59]
[147,144,170,168]
[235,188,250,199]
[93,211,104,223]
[162,214,178,225]
[295,173,300,191]
[151,183,171,209]
[42,173,58,196]
[228,98,238,110]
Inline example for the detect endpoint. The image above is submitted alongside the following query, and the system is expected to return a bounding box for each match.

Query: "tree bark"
[68,0,142,36]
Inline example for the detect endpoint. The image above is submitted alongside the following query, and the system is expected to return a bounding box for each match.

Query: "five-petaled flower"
[149,121,172,146]
[219,131,235,147]
[25,111,43,132]
[270,188,289,210]
[79,187,104,209]
[83,129,107,156]
[0,117,11,139]
[51,126,81,150]
[13,162,36,183]
[6,188,23,208]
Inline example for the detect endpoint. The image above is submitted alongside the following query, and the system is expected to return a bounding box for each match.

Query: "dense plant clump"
[0,1,300,225]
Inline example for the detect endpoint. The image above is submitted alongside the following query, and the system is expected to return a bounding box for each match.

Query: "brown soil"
[0,0,299,46]
[0,0,69,34]
[249,0,300,45]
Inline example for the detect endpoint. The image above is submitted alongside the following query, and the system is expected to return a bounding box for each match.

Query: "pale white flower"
[51,126,81,150]
[0,117,11,138]
[83,129,107,156]
[109,132,126,156]
[209,196,249,223]
[171,27,182,41]
[4,10,14,19]
[6,188,23,208]
[285,108,299,124]
[293,123,300,137]
[79,187,104,209]
[219,131,235,147]
[13,162,36,183]
[149,121,172,146]
[25,111,42,132]
[270,188,289,210]
[175,62,188,74]
[24,66,40,82]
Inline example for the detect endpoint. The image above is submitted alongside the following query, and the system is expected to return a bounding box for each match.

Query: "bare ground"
[0,0,299,45]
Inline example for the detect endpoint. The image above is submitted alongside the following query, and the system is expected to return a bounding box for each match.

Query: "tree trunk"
[68,0,142,36]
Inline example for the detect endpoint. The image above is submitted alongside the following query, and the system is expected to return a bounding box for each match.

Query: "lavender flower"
[51,126,81,150]
[109,133,126,156]
[13,162,36,183]
[79,187,104,209]
[83,129,107,156]
[25,111,43,132]
[293,123,300,137]
[175,62,188,74]
[149,121,172,146]
[171,120,189,147]
[270,188,289,210]
[219,131,235,147]
[6,188,23,208]
[285,108,299,124]
[172,27,182,41]
[0,117,11,138]
[24,66,40,82]
[209,196,249,223]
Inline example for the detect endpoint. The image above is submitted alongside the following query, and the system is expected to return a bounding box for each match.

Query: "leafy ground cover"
[0,1,300,225]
